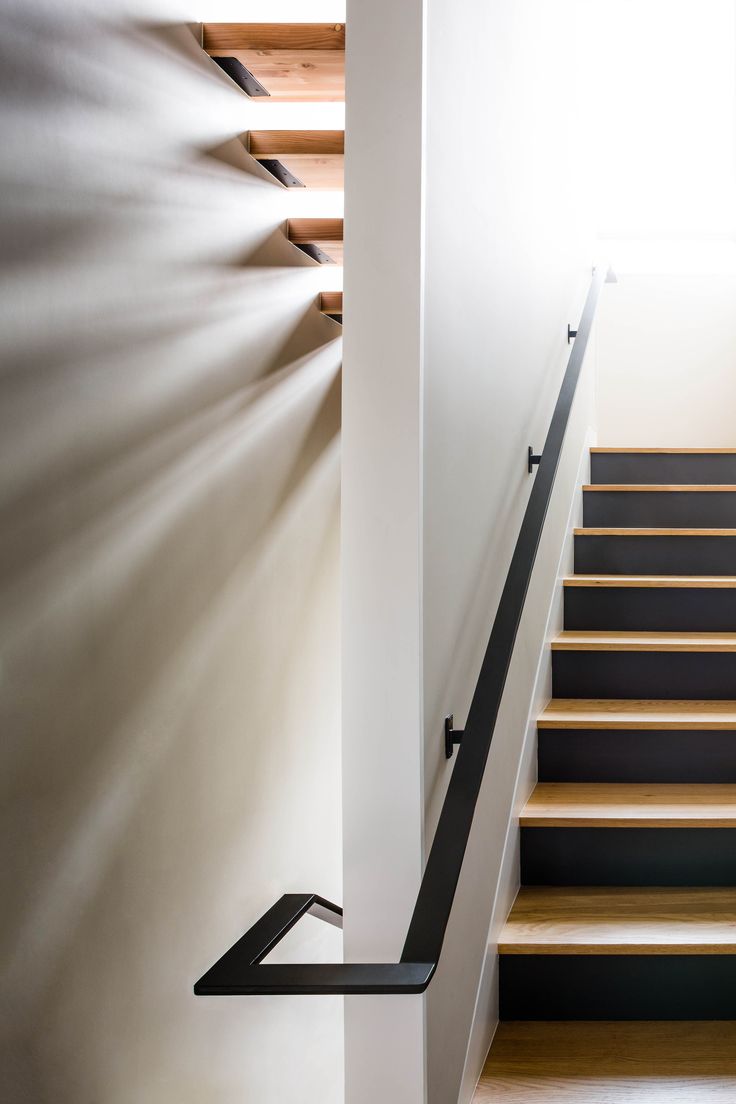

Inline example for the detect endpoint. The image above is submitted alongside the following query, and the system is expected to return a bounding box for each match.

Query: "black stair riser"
[553,649,736,700]
[584,490,736,528]
[591,453,736,485]
[564,586,736,631]
[538,728,736,783]
[521,827,736,885]
[575,534,736,575]
[500,955,736,1020]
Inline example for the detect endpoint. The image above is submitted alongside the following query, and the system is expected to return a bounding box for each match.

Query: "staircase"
[476,447,736,1101]
[202,22,345,298]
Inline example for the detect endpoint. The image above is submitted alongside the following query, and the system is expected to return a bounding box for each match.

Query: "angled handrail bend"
[194,264,613,996]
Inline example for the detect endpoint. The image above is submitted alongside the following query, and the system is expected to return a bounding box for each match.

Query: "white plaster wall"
[0,2,345,1101]
[342,0,428,1098]
[596,273,736,446]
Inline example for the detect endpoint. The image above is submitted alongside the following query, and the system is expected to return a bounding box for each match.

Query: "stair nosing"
[564,575,736,587]
[584,484,736,492]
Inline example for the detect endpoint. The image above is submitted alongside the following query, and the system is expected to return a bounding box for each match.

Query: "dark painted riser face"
[591,453,736,485]
[584,490,736,528]
[538,728,736,783]
[564,586,736,631]
[521,827,736,885]
[553,649,736,700]
[500,955,736,1020]
[575,534,736,575]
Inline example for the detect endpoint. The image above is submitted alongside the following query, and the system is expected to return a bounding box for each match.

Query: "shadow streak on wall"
[0,7,343,1103]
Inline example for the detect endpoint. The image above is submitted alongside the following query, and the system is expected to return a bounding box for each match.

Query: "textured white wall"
[596,273,736,446]
[0,2,344,1101]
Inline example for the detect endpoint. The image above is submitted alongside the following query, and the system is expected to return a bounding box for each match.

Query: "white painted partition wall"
[342,0,596,1101]
[342,0,427,1099]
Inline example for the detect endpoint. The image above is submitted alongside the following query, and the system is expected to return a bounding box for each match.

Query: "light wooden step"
[521,783,736,827]
[552,630,736,651]
[287,218,343,265]
[499,886,736,955]
[575,527,736,536]
[584,484,736,492]
[203,23,345,101]
[564,575,736,588]
[319,292,342,320]
[592,447,736,454]
[474,1021,736,1103]
[539,699,736,729]
[248,131,344,188]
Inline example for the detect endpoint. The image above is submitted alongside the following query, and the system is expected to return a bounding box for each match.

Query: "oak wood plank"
[564,575,736,588]
[203,26,345,101]
[539,698,736,729]
[521,782,736,827]
[249,131,344,188]
[499,887,736,954]
[249,130,345,155]
[591,447,736,454]
[203,24,345,51]
[288,219,343,265]
[584,485,736,492]
[552,630,736,652]
[574,528,736,536]
[320,292,342,314]
[474,1021,736,1103]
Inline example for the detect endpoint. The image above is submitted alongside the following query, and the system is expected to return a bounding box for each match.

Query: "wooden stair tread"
[575,527,736,535]
[591,447,736,454]
[249,131,344,155]
[203,24,345,102]
[287,219,343,265]
[319,292,342,316]
[564,575,736,588]
[499,887,736,954]
[539,698,736,729]
[474,1021,736,1103]
[584,484,736,492]
[249,131,344,189]
[552,630,736,651]
[521,783,736,826]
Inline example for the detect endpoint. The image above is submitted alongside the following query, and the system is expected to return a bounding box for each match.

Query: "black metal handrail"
[194,264,613,996]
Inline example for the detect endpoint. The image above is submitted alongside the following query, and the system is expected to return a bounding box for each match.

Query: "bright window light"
[590,0,736,239]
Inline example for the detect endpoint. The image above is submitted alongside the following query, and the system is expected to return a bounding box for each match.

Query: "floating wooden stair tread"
[249,131,344,188]
[552,630,736,651]
[319,292,342,321]
[474,1021,736,1103]
[539,698,736,729]
[591,447,736,454]
[203,24,345,101]
[521,783,736,826]
[564,574,736,587]
[575,527,736,535]
[499,886,736,954]
[584,484,736,492]
[287,219,343,265]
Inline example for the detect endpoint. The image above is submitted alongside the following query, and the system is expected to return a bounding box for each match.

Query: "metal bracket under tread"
[258,159,305,188]
[295,243,336,265]
[213,56,270,97]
